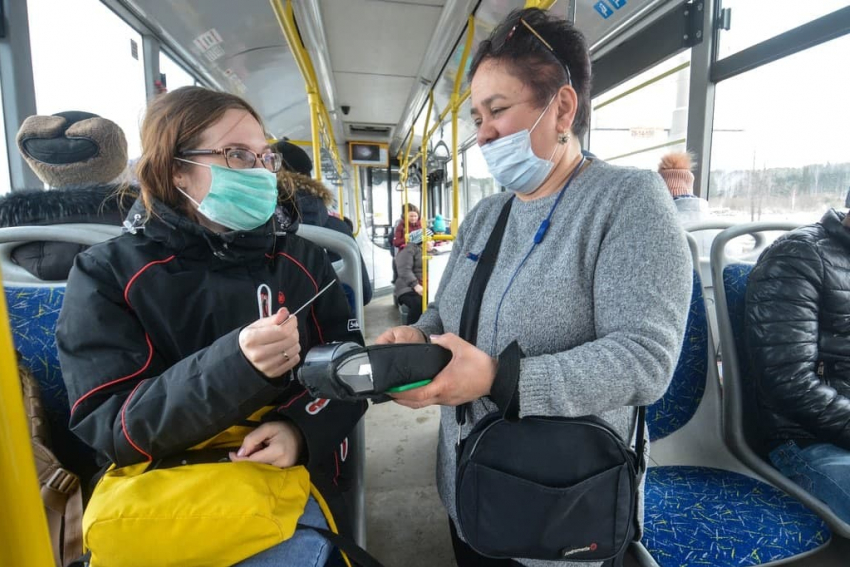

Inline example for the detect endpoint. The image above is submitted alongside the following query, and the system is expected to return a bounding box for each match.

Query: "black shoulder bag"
[454,197,645,565]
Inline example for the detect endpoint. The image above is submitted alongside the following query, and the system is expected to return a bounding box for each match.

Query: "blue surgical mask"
[175,159,278,231]
[480,95,559,195]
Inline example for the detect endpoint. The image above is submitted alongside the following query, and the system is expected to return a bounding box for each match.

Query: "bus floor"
[362,292,850,566]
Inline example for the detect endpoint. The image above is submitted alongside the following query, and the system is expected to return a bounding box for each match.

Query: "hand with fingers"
[390,333,497,409]
[375,325,428,345]
[229,421,304,468]
[239,307,301,379]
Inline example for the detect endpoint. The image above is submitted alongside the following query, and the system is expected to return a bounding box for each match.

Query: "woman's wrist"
[412,326,430,343]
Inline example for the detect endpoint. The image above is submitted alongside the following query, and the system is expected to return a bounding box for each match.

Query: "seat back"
[0,224,122,476]
[296,224,367,547]
[711,222,850,537]
[646,234,747,472]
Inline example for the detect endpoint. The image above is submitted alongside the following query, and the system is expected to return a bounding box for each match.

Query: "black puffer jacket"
[56,198,366,531]
[745,209,850,452]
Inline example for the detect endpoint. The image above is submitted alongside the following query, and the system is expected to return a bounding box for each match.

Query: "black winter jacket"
[0,184,129,280]
[56,198,366,528]
[745,209,850,452]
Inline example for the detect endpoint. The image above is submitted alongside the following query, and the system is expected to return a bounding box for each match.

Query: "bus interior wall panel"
[591,1,701,100]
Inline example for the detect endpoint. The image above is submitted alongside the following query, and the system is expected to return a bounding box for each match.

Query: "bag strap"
[634,405,646,473]
[297,524,385,567]
[455,197,514,427]
[39,455,83,567]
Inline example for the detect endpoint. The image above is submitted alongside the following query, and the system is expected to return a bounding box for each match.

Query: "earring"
[558,131,570,144]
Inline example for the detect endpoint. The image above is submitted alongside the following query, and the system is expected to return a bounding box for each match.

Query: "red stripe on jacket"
[71,255,175,442]
[124,255,176,306]
[72,256,175,413]
[70,333,155,414]
[121,380,153,461]
[274,252,326,344]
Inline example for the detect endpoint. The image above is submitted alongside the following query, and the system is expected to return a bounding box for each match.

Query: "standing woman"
[56,86,365,566]
[376,8,691,567]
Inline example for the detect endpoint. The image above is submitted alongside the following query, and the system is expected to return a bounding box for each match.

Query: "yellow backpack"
[82,408,380,567]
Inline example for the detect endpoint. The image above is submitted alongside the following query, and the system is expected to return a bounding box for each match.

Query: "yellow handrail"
[420,91,434,313]
[401,128,416,244]
[450,16,476,236]
[605,137,687,162]
[524,0,558,8]
[0,273,55,566]
[353,166,362,237]
[273,0,345,188]
[593,61,691,111]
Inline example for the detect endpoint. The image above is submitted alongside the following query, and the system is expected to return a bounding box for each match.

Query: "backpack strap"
[21,364,84,567]
[39,462,83,566]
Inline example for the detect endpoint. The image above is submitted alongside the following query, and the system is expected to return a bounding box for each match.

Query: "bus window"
[708,34,850,225]
[0,79,9,194]
[717,0,848,60]
[589,51,691,170]
[159,52,196,92]
[27,0,147,159]
[464,145,497,214]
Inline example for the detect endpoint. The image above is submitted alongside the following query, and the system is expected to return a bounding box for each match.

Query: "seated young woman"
[56,86,366,566]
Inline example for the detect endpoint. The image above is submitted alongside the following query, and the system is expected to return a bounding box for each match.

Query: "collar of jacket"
[123,197,298,263]
[820,208,850,252]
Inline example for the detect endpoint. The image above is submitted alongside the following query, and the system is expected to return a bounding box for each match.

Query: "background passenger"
[274,139,373,306]
[391,203,422,284]
[392,203,421,250]
[393,228,433,325]
[658,151,714,256]
[377,8,691,567]
[433,213,447,234]
[56,86,366,565]
[0,111,133,280]
[745,199,850,524]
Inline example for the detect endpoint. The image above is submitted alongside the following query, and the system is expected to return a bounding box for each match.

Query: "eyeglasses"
[179,148,283,173]
[508,18,572,86]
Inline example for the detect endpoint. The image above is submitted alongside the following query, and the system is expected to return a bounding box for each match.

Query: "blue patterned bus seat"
[6,286,96,472]
[646,271,707,441]
[644,466,829,566]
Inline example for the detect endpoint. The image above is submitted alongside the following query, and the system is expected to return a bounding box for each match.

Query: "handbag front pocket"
[457,460,632,561]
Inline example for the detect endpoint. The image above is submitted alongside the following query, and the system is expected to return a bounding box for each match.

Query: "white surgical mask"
[480,94,559,195]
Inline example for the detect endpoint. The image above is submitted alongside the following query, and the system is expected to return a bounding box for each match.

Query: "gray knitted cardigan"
[412,158,692,567]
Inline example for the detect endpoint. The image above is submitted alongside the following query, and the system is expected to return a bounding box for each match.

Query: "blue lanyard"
[491,156,587,352]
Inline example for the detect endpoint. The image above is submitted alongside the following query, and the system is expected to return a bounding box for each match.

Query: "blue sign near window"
[594,1,613,19]
[609,0,627,9]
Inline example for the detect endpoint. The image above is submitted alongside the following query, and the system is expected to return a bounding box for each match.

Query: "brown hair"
[403,204,419,216]
[469,8,592,139]
[133,86,264,219]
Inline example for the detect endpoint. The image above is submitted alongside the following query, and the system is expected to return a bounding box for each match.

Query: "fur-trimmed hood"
[277,170,335,227]
[0,184,134,228]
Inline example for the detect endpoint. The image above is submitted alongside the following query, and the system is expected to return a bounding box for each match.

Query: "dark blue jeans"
[769,440,850,523]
